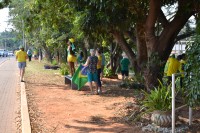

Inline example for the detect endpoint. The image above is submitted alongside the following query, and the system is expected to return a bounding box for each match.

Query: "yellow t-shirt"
[67,54,77,62]
[97,55,102,69]
[164,59,169,75]
[16,50,27,62]
[167,57,180,76]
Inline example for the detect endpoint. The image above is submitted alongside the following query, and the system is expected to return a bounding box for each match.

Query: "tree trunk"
[43,46,52,62]
[111,0,194,90]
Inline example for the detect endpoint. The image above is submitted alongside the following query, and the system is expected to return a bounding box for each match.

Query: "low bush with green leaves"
[103,67,116,77]
[59,63,69,75]
[142,80,172,112]
[52,59,58,66]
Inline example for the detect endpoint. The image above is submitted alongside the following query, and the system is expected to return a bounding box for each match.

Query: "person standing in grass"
[83,49,98,94]
[27,49,32,61]
[120,52,130,84]
[16,46,28,82]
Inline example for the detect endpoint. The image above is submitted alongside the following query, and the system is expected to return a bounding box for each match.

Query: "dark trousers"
[180,77,183,88]
[28,55,32,61]
[97,69,102,87]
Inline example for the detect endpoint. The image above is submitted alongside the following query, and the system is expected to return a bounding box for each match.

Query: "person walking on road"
[16,46,28,82]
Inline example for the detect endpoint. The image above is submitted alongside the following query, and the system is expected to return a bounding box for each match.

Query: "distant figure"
[166,54,180,84]
[100,47,106,81]
[27,49,32,61]
[16,46,28,82]
[33,50,38,60]
[96,48,102,94]
[67,38,77,76]
[77,51,84,64]
[83,49,98,94]
[120,52,130,83]
[67,47,77,77]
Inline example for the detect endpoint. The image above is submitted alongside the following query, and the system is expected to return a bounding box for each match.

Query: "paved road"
[0,57,19,133]
[0,57,8,65]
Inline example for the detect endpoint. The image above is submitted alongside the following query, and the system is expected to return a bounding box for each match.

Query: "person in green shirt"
[120,53,130,83]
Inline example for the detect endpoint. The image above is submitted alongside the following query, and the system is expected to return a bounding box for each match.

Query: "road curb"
[21,82,32,133]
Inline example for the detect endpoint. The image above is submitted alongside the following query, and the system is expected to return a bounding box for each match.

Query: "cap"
[69,38,75,43]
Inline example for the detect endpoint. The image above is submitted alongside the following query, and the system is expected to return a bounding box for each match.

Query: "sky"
[0,8,12,32]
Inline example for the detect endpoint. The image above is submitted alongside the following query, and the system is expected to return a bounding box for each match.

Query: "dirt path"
[25,60,200,133]
[25,61,142,133]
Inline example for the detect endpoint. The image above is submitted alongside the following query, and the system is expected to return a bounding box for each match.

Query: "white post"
[189,73,193,125]
[172,74,175,133]
[189,107,193,125]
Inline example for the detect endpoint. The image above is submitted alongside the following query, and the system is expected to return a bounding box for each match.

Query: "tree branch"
[175,31,195,43]
[111,30,137,69]
[158,0,194,60]
[124,31,136,43]
[158,9,169,28]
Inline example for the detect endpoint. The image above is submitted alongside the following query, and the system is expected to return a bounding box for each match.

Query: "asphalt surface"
[0,56,19,133]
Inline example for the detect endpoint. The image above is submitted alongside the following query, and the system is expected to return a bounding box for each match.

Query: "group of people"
[83,49,105,95]
[66,38,105,95]
[164,53,186,87]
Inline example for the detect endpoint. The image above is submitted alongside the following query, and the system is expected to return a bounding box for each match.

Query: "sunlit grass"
[25,60,60,78]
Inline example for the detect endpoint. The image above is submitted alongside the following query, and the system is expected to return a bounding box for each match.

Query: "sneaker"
[97,89,102,94]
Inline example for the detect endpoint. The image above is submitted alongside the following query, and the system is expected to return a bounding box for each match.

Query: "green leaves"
[184,36,200,107]
[142,80,172,112]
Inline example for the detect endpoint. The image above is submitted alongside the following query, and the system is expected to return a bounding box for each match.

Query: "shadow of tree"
[63,115,138,133]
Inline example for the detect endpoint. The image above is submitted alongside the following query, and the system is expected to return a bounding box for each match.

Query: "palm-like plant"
[142,80,172,112]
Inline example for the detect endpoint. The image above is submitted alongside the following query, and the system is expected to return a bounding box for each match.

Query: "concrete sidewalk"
[0,58,19,133]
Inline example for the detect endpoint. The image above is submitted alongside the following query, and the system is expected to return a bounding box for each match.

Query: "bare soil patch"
[25,60,200,133]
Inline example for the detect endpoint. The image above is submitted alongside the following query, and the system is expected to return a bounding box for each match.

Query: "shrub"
[142,80,172,112]
[52,59,58,66]
[59,63,69,75]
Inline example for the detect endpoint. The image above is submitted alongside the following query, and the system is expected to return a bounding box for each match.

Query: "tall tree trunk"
[43,46,52,62]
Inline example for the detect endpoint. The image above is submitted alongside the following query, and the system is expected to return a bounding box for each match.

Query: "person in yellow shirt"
[96,48,102,94]
[16,46,28,82]
[67,47,77,76]
[167,54,180,84]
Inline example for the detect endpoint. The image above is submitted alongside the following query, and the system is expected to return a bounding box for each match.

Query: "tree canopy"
[7,0,200,90]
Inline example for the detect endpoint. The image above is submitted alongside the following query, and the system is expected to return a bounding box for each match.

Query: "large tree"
[8,0,198,90]
[70,0,198,90]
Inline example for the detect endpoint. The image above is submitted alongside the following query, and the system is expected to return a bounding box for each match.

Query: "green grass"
[25,60,60,77]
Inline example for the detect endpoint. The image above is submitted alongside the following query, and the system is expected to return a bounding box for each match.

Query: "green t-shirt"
[120,58,130,71]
